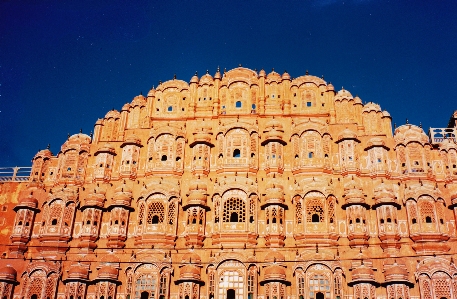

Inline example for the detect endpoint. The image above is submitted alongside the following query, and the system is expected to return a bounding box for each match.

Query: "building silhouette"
[1,67,457,299]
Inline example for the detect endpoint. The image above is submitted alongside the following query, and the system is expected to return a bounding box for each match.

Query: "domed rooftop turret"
[394,124,429,145]
[190,72,199,84]
[258,69,266,77]
[95,266,119,283]
[326,82,334,91]
[104,109,121,119]
[267,69,281,82]
[348,262,377,286]
[281,71,291,80]
[362,102,381,113]
[334,88,353,101]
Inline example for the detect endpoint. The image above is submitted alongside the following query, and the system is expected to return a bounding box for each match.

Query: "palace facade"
[1,67,457,299]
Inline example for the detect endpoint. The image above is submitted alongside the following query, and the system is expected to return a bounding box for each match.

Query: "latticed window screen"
[419,200,435,223]
[138,203,145,224]
[308,274,331,299]
[134,274,156,299]
[168,202,176,225]
[306,197,324,223]
[146,202,165,224]
[433,274,452,298]
[159,274,167,296]
[49,201,63,225]
[249,197,256,222]
[63,204,75,227]
[328,198,335,224]
[295,198,303,225]
[406,201,418,224]
[297,275,305,297]
[420,278,433,299]
[222,198,245,223]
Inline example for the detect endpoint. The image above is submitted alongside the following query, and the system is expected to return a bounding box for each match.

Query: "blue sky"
[1,0,456,166]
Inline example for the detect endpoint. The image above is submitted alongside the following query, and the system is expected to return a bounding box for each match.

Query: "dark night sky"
[1,0,456,167]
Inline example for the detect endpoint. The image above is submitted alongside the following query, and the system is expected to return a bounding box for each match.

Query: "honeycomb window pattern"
[146,201,165,224]
[222,198,246,223]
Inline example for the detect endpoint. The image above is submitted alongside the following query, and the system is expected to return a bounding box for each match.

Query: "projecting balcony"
[429,127,457,144]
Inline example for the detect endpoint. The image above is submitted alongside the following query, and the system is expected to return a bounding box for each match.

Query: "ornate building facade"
[1,67,457,299]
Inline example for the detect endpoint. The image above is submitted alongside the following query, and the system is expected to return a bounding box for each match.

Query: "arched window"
[167,106,173,112]
[223,198,245,223]
[233,149,241,158]
[235,101,242,108]
[140,292,149,299]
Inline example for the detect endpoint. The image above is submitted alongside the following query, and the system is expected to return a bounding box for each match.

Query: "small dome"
[122,103,131,111]
[258,69,266,77]
[336,128,358,143]
[95,143,116,156]
[190,72,199,84]
[326,83,334,91]
[384,264,408,277]
[214,68,221,79]
[352,265,375,280]
[121,135,142,147]
[334,88,353,101]
[180,265,200,276]
[98,266,118,278]
[281,71,291,80]
[264,265,286,276]
[362,102,381,113]
[181,252,202,264]
[16,194,39,211]
[264,251,285,263]
[0,265,17,278]
[200,71,213,85]
[147,88,156,97]
[353,96,362,105]
[131,95,146,107]
[68,266,89,278]
[267,69,281,82]
[105,110,121,119]
[382,110,391,118]
[394,124,429,145]
[34,148,52,159]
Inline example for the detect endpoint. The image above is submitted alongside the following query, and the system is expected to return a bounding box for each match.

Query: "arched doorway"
[226,289,235,299]
[316,292,324,299]
[140,292,149,299]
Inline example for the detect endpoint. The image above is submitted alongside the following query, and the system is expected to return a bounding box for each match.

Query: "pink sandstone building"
[1,67,457,299]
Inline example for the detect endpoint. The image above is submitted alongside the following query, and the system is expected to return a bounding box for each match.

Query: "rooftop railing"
[429,128,457,144]
[0,167,31,182]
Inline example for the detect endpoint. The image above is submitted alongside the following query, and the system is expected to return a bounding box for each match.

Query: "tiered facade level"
[1,67,457,299]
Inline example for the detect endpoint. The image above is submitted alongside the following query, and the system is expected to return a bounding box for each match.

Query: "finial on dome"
[173,74,176,79]
[140,91,142,95]
[284,69,287,73]
[195,71,198,76]
[159,80,162,85]
[394,123,397,129]
[79,128,82,133]
[47,144,50,149]
[67,133,70,138]
[306,70,309,75]
[254,68,257,72]
[272,67,275,72]
[420,122,422,128]
[217,66,220,72]
[406,118,409,124]
[224,68,227,73]
[342,86,344,90]
[321,75,324,79]
[206,70,209,74]
[239,64,242,67]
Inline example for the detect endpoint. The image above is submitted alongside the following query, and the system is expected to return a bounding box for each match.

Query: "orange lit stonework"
[1,67,457,299]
